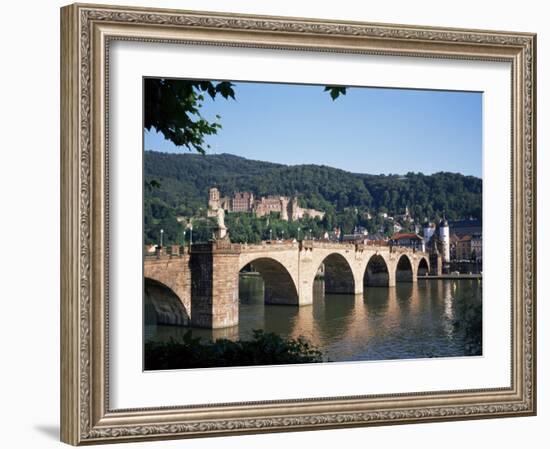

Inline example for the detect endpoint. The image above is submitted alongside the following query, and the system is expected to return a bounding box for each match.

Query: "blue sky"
[144,81,482,177]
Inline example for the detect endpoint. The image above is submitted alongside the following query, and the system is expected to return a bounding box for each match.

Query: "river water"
[145,276,482,362]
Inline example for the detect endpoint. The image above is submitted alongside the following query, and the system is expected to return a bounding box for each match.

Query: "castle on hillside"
[207,187,325,222]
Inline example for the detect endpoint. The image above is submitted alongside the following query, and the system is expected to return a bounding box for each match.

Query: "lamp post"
[269,228,272,242]
[281,230,285,242]
[159,229,164,248]
[297,227,301,241]
[189,224,193,247]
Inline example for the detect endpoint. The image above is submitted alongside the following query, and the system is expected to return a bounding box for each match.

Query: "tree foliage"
[144,78,236,153]
[324,85,347,100]
[452,285,483,356]
[144,329,323,370]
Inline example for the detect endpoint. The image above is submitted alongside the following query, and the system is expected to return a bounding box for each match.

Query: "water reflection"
[145,276,482,362]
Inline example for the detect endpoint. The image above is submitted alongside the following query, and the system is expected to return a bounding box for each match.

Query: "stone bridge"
[144,241,430,329]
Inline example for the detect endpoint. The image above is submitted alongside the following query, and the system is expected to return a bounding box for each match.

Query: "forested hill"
[144,150,482,223]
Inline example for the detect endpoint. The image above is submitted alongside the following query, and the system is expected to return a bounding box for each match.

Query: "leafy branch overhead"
[324,85,347,101]
[144,79,348,152]
[144,79,236,154]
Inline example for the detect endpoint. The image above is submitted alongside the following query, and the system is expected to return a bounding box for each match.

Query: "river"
[145,276,482,362]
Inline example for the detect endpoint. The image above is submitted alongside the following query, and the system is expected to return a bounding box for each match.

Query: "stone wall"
[143,255,191,318]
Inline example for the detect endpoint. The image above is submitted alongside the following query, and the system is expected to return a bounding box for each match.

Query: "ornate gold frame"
[60,3,537,445]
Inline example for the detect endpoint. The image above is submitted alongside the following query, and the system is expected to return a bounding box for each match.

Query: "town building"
[449,233,461,261]
[393,222,403,233]
[456,235,473,260]
[342,226,369,243]
[471,233,482,262]
[365,233,389,246]
[389,232,424,250]
[423,221,436,245]
[456,233,483,261]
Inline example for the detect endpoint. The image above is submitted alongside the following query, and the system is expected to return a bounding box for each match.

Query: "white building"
[423,221,436,244]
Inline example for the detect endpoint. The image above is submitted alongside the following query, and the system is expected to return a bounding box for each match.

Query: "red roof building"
[389,232,424,250]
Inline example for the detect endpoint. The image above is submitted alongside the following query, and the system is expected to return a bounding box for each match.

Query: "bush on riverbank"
[453,300,482,356]
[145,329,324,370]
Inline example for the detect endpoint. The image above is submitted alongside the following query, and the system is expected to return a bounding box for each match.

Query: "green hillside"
[144,151,482,245]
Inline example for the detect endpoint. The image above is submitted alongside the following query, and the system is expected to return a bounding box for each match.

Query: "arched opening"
[395,255,413,282]
[418,258,429,277]
[144,278,190,326]
[238,263,264,305]
[364,255,390,287]
[239,258,299,305]
[317,253,355,295]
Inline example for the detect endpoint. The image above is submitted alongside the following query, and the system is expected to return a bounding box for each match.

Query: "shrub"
[453,299,482,356]
[145,329,324,370]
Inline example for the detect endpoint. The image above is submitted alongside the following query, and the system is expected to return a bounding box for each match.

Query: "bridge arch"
[238,257,299,305]
[315,253,355,295]
[418,257,430,277]
[395,254,414,282]
[144,277,190,326]
[364,254,391,287]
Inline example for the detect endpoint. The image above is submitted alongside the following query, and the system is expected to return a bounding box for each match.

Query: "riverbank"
[418,274,482,280]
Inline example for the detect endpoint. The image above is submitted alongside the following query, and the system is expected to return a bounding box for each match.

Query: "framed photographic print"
[60,3,537,445]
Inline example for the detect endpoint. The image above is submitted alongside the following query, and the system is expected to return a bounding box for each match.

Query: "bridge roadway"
[144,240,431,329]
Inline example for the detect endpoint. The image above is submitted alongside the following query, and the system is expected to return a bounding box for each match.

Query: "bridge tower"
[439,217,450,272]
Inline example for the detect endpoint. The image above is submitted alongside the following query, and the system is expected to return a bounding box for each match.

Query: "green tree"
[144,79,236,154]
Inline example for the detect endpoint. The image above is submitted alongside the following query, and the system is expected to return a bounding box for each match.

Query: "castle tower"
[292,197,301,221]
[280,197,289,221]
[249,193,254,211]
[439,217,450,264]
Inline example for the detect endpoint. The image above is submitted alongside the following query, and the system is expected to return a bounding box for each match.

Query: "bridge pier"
[190,243,240,329]
[298,282,314,306]
[388,271,396,287]
[411,265,418,283]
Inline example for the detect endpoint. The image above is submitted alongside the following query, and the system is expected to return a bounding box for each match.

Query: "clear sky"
[144,81,482,177]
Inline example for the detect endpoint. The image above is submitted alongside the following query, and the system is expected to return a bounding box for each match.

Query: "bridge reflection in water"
[145,275,482,362]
